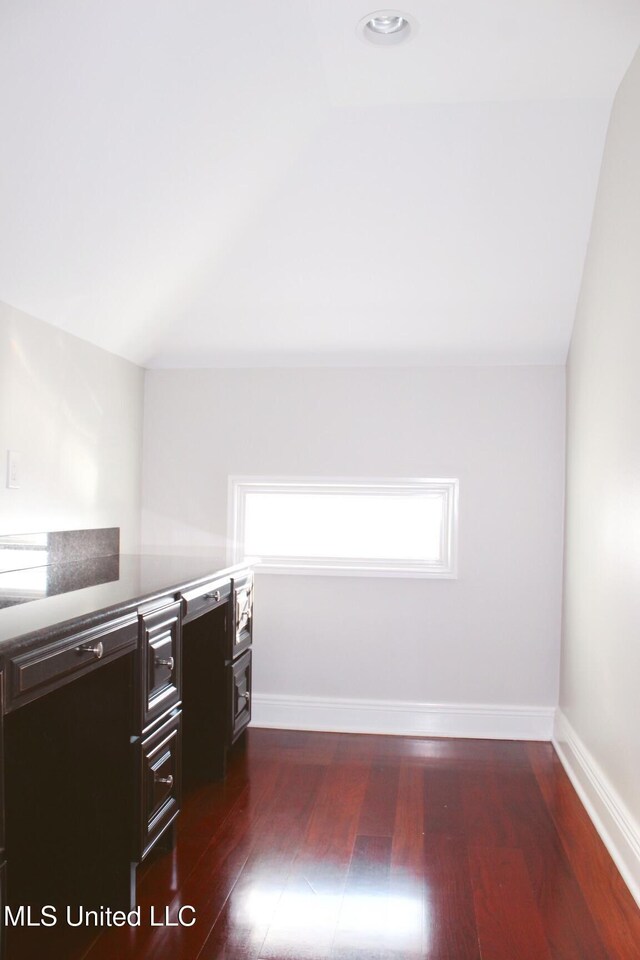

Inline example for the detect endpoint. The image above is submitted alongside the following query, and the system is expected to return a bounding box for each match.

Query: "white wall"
[142,366,565,736]
[556,46,640,903]
[0,301,144,550]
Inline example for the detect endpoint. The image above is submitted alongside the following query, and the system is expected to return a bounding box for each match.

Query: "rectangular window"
[228,478,458,577]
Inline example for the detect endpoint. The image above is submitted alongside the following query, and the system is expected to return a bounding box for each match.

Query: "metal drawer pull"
[155,773,174,787]
[203,589,221,602]
[155,656,175,671]
[77,641,104,660]
[243,692,250,701]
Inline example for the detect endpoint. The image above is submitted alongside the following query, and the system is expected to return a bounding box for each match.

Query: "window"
[228,477,458,577]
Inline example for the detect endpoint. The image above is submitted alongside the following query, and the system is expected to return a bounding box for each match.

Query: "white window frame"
[228,477,458,578]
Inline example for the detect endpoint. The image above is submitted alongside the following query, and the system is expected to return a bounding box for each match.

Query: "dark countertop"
[0,553,249,654]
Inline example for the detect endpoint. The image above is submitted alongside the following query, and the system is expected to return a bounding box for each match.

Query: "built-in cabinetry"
[0,559,253,960]
[135,599,183,867]
[229,570,253,742]
[181,570,254,782]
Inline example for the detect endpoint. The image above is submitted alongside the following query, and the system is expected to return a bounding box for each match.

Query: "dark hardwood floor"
[22,729,640,959]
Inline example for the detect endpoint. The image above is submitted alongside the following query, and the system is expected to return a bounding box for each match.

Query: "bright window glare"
[231,479,458,578]
[0,566,48,601]
[243,886,423,941]
[244,493,443,562]
[0,533,48,573]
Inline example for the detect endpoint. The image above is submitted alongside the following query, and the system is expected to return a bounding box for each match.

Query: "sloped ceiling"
[1,0,639,367]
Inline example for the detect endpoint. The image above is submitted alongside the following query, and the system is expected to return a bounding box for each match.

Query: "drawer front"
[182,577,231,624]
[8,615,138,709]
[137,711,181,860]
[230,572,253,660]
[228,649,252,743]
[140,602,182,730]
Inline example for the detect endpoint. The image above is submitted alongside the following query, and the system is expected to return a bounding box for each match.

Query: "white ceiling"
[1,0,639,367]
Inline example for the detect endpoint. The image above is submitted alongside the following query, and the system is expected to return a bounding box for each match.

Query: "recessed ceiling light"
[368,14,407,35]
[358,10,417,46]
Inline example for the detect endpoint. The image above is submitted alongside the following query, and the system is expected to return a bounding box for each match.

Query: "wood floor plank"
[333,734,378,766]
[330,834,398,960]
[423,766,466,838]
[461,762,519,850]
[423,768,481,960]
[259,758,371,960]
[391,761,425,880]
[423,835,481,960]
[386,763,426,959]
[247,729,339,766]
[528,742,640,960]
[500,760,612,960]
[356,763,400,838]
[470,846,553,960]
[196,762,327,960]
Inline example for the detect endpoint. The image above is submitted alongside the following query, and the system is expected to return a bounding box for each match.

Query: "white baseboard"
[251,693,554,741]
[553,709,640,908]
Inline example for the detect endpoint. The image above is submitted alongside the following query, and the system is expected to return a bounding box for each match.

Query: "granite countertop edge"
[0,554,252,658]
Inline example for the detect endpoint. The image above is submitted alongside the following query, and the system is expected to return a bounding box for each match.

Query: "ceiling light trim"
[357,10,418,46]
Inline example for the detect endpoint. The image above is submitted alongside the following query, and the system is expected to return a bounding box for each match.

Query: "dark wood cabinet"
[229,649,252,743]
[0,560,253,959]
[181,604,227,782]
[227,573,254,746]
[139,601,182,731]
[181,571,255,783]
[3,655,136,924]
[136,709,181,860]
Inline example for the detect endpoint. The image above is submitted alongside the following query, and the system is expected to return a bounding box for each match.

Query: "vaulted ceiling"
[1,1,639,367]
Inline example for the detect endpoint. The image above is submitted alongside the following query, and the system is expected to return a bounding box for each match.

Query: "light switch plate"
[6,450,20,489]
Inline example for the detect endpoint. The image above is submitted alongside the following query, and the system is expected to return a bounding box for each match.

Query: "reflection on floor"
[26,728,640,959]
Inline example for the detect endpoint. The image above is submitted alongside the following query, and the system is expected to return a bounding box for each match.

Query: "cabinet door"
[135,710,181,860]
[228,650,252,744]
[229,572,253,660]
[140,602,182,731]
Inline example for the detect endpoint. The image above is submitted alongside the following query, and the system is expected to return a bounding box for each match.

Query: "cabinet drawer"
[182,577,231,624]
[136,711,181,860]
[8,615,137,709]
[228,649,252,744]
[229,572,253,661]
[140,602,182,730]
